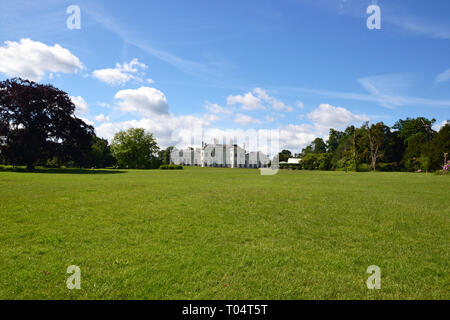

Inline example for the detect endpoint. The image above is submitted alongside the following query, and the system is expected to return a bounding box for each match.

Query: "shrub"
[44,157,60,168]
[378,162,399,172]
[160,164,183,170]
[301,153,331,170]
[357,163,372,172]
[279,163,302,170]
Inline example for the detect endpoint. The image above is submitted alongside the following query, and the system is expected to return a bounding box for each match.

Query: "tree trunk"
[352,131,358,172]
[371,146,378,171]
[367,127,378,171]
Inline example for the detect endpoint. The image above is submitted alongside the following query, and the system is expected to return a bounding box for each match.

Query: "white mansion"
[171,143,271,168]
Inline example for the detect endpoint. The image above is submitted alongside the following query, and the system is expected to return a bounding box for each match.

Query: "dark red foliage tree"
[0,78,94,169]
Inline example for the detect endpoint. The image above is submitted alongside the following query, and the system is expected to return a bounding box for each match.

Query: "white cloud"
[95,88,369,155]
[227,88,293,112]
[387,14,450,40]
[0,38,84,82]
[265,116,275,123]
[96,114,211,148]
[93,69,132,86]
[285,71,450,109]
[297,101,305,109]
[88,10,217,78]
[234,113,261,126]
[114,86,169,116]
[93,58,148,86]
[70,96,89,116]
[356,74,450,108]
[292,85,450,109]
[95,114,110,122]
[433,120,449,132]
[204,102,232,115]
[96,115,319,154]
[279,124,317,152]
[203,114,221,122]
[120,59,147,73]
[358,73,413,96]
[307,104,369,131]
[95,108,324,153]
[254,88,293,112]
[358,74,413,101]
[227,92,265,110]
[97,102,112,108]
[436,69,450,84]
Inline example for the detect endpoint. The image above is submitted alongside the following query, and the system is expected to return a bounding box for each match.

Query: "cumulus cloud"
[203,114,221,122]
[433,120,449,132]
[227,92,265,111]
[114,86,169,116]
[204,102,232,115]
[79,117,94,126]
[234,113,261,126]
[198,126,315,155]
[254,88,293,112]
[265,116,275,123]
[96,114,211,148]
[297,101,305,109]
[0,38,84,82]
[435,69,450,84]
[279,124,317,151]
[70,96,89,116]
[95,110,321,153]
[96,87,368,156]
[93,58,148,85]
[97,102,112,108]
[307,104,368,132]
[95,114,110,122]
[227,88,293,112]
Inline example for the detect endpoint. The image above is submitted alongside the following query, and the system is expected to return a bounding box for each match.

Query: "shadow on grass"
[0,167,126,174]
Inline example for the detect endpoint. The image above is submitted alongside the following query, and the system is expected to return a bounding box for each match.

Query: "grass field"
[0,167,448,299]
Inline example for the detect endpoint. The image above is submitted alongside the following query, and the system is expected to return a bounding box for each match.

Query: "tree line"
[1,78,448,173]
[279,118,449,172]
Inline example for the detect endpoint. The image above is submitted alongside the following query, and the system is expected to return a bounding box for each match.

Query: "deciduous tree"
[0,78,94,169]
[111,128,161,169]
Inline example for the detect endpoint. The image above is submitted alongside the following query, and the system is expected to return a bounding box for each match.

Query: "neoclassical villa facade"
[171,143,271,168]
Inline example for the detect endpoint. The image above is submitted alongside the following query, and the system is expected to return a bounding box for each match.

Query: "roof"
[287,158,301,164]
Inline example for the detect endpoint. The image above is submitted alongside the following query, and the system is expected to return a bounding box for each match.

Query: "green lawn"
[0,167,448,299]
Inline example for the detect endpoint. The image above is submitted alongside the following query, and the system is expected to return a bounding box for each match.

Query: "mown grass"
[0,167,448,299]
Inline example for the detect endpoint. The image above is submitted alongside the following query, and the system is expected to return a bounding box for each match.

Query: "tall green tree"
[393,118,436,171]
[428,123,450,169]
[111,128,161,169]
[392,117,436,144]
[365,122,392,171]
[278,149,292,162]
[327,129,344,154]
[86,136,117,168]
[159,146,175,165]
[301,138,327,156]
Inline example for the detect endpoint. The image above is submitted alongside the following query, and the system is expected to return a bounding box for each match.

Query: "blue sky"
[0,0,449,151]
